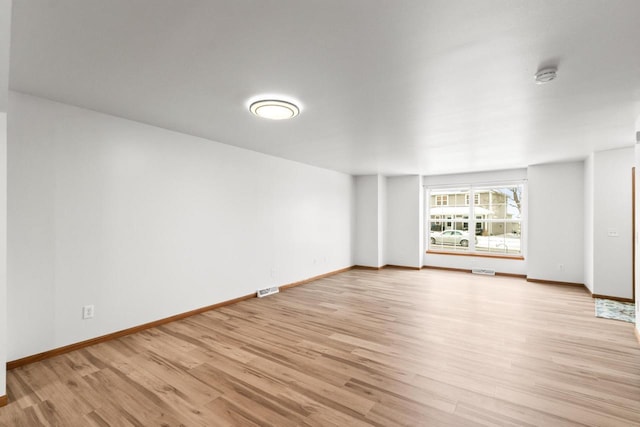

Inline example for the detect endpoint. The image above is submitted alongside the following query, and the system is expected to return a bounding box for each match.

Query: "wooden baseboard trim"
[7,292,255,370]
[524,280,634,301]
[422,265,525,279]
[279,266,354,290]
[354,265,422,271]
[591,293,635,303]
[495,272,527,279]
[353,265,385,270]
[423,265,470,274]
[7,266,355,371]
[526,278,585,287]
[0,394,7,407]
[426,250,524,261]
[384,265,422,270]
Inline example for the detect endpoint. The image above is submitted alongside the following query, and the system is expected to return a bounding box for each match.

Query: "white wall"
[7,92,354,360]
[422,169,527,275]
[592,147,634,299]
[386,175,422,268]
[355,176,379,267]
[585,148,634,299]
[0,0,11,400]
[424,253,527,276]
[0,0,9,110]
[528,161,584,283]
[354,175,388,268]
[584,153,594,292]
[377,175,387,267]
[0,114,6,398]
[422,169,527,188]
[636,142,640,332]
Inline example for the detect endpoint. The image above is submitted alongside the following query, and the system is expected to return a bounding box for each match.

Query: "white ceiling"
[9,0,640,176]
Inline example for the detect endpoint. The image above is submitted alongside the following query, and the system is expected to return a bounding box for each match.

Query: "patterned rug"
[595,298,635,323]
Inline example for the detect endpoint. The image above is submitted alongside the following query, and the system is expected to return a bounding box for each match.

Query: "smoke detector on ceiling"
[534,67,558,84]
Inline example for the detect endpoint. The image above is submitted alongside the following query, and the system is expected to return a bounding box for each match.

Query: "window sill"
[426,250,524,261]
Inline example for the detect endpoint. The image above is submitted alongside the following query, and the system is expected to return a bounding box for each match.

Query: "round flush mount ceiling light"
[249,99,300,120]
[534,67,558,84]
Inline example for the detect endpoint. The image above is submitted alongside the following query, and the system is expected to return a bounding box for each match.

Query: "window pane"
[429,188,472,251]
[427,184,523,256]
[475,185,523,221]
[428,221,472,252]
[430,189,469,217]
[475,221,521,254]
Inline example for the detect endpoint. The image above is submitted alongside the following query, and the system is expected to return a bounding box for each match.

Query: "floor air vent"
[257,286,279,298]
[472,268,496,276]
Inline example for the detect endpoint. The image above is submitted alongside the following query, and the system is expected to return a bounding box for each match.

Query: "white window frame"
[425,181,526,258]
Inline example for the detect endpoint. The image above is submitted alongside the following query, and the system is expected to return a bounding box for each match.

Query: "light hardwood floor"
[1,268,639,426]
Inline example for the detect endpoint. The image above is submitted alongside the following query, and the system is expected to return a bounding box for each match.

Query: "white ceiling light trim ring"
[249,99,300,120]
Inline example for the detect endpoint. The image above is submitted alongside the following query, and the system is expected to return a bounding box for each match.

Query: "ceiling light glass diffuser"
[249,99,300,120]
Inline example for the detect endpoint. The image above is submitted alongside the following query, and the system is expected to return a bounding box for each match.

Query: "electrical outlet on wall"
[82,305,95,320]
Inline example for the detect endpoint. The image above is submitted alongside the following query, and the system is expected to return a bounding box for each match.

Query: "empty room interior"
[1,1,640,426]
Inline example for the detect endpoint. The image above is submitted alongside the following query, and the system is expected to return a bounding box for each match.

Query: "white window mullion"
[469,188,476,251]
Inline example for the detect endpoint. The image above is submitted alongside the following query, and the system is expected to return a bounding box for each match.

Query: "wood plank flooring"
[1,268,639,426]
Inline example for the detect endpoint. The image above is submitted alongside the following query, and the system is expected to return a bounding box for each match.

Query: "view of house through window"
[427,183,524,255]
